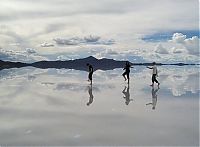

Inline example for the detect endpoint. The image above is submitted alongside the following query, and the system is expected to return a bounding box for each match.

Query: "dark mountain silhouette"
[30,56,127,71]
[0,56,198,71]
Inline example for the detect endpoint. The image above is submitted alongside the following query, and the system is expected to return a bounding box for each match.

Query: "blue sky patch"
[142,30,199,42]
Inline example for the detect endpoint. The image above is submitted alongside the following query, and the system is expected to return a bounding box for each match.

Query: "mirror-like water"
[0,66,199,146]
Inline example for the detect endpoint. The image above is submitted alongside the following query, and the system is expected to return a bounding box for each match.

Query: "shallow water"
[0,66,199,146]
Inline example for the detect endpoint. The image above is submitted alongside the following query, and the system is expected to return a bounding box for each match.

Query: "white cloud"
[0,0,198,63]
[155,44,169,54]
[53,35,115,46]
[171,47,185,54]
[26,48,36,54]
[184,36,199,55]
[172,33,186,43]
[0,48,47,62]
[171,33,199,55]
[56,55,70,61]
[41,42,54,47]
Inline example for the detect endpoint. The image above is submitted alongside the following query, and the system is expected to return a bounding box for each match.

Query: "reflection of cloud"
[159,67,199,96]
[53,35,115,46]
[27,75,36,81]
[55,83,100,92]
[0,68,47,81]
[54,82,115,92]
[41,82,55,87]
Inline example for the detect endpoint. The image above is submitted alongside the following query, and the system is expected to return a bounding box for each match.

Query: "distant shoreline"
[0,56,199,71]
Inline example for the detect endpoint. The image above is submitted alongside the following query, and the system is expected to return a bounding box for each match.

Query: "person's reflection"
[146,87,160,110]
[86,84,94,106]
[122,84,133,105]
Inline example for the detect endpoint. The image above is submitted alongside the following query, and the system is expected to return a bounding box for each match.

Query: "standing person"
[122,61,133,84]
[146,62,160,87]
[86,63,94,85]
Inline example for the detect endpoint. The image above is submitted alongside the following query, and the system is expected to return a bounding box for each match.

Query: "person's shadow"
[122,84,133,105]
[146,87,160,110]
[86,84,94,106]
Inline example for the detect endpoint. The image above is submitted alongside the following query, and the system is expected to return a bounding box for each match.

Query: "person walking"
[146,62,160,87]
[86,63,94,85]
[122,61,133,84]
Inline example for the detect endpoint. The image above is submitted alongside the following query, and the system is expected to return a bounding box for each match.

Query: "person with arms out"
[146,62,160,88]
[122,61,133,84]
[86,63,94,85]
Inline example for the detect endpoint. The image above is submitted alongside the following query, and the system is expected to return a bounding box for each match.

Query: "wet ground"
[0,66,199,146]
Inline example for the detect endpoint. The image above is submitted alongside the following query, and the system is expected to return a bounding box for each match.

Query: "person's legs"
[122,72,127,81]
[127,72,130,83]
[151,75,155,86]
[89,72,93,82]
[154,76,160,87]
[152,74,160,87]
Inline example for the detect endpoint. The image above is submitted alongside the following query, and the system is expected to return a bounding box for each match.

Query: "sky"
[0,0,199,63]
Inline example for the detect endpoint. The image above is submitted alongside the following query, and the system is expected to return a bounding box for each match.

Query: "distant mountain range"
[0,56,198,71]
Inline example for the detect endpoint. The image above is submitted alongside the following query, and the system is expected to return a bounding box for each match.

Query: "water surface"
[0,66,199,146]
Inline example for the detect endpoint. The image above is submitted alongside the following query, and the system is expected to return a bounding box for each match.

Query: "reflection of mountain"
[1,56,198,71]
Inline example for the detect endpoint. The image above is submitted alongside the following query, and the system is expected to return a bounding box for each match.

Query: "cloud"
[171,47,185,54]
[26,48,37,54]
[172,33,186,43]
[155,44,169,54]
[53,35,115,46]
[0,48,47,62]
[53,37,83,45]
[41,42,54,47]
[184,36,199,55]
[56,55,70,61]
[0,0,198,63]
[171,33,199,55]
[84,35,100,43]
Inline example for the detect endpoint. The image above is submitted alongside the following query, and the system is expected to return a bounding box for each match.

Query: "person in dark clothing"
[86,63,94,84]
[122,61,133,84]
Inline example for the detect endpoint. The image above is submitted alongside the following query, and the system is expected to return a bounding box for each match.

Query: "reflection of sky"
[0,66,199,146]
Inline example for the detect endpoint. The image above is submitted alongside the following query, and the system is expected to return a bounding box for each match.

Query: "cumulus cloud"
[53,35,115,46]
[184,36,199,55]
[26,48,37,54]
[171,33,199,55]
[172,33,186,43]
[96,49,119,58]
[171,47,185,54]
[56,55,71,61]
[41,42,54,47]
[0,48,47,62]
[155,44,169,54]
